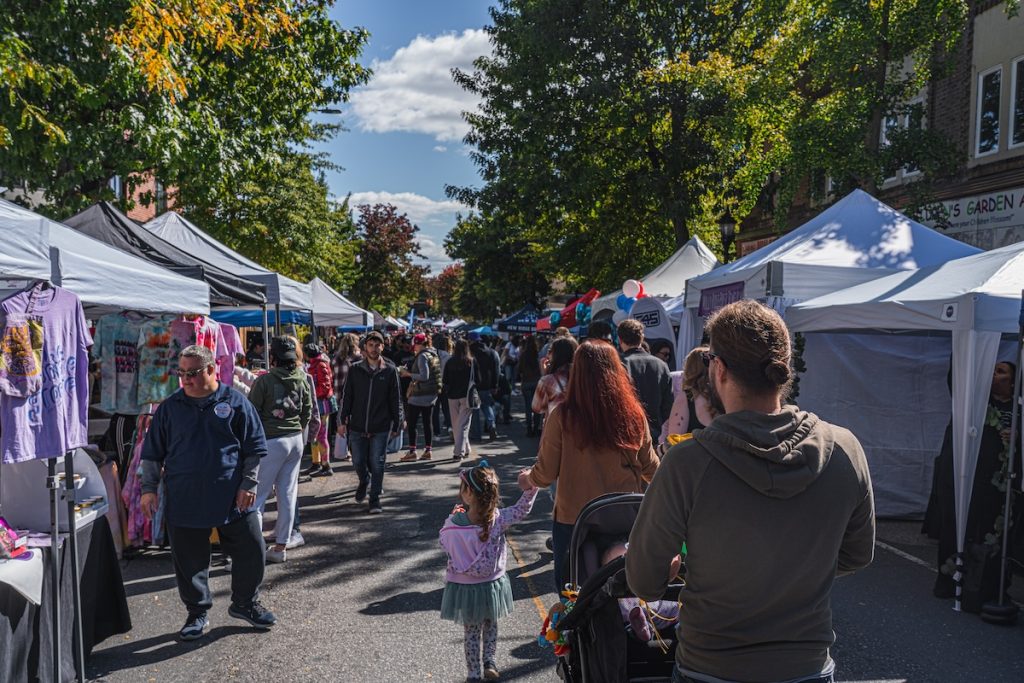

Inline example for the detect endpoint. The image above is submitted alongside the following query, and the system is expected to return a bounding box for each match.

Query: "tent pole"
[310,311,318,344]
[262,304,270,369]
[274,304,281,336]
[983,296,1024,624]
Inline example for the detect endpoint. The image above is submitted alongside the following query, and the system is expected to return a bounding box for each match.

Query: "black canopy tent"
[496,305,540,334]
[63,202,267,306]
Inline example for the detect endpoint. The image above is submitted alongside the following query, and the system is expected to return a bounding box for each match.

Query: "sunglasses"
[176,366,210,379]
[701,351,725,367]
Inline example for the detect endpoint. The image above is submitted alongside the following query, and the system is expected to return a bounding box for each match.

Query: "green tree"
[180,150,358,292]
[351,203,429,317]
[422,264,465,318]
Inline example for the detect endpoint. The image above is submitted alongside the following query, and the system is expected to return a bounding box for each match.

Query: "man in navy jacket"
[141,345,276,641]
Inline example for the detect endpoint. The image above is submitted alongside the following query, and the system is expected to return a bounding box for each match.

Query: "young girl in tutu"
[440,461,538,682]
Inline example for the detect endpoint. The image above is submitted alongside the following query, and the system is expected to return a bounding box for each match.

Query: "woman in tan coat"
[518,340,659,591]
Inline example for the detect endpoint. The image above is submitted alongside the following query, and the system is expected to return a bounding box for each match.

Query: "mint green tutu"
[440,574,513,625]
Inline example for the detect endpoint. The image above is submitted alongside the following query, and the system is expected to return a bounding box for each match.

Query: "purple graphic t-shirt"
[1,286,93,463]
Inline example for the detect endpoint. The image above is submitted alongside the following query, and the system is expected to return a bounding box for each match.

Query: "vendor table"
[0,517,131,682]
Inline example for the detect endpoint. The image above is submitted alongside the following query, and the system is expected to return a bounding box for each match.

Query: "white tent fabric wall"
[0,200,51,280]
[0,199,210,315]
[145,212,312,310]
[593,236,719,317]
[309,277,372,328]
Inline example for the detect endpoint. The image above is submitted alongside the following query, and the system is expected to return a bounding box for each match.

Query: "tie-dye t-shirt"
[0,286,92,463]
[136,316,181,405]
[93,313,149,414]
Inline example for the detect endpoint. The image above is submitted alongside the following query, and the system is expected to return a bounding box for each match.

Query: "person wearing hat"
[248,336,312,562]
[303,342,336,476]
[337,330,403,513]
[399,333,442,461]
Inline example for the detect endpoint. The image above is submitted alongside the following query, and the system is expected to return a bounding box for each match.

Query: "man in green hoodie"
[627,300,875,683]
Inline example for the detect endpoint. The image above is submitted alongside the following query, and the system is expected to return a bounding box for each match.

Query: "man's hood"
[692,405,834,499]
[269,366,306,383]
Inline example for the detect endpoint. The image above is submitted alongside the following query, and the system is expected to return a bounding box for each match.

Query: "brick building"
[737,1,1024,256]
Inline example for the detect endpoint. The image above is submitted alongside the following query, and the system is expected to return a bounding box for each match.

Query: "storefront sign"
[738,236,776,257]
[698,282,745,317]
[920,185,1024,250]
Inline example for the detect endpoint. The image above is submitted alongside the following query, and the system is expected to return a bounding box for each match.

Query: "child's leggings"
[463,619,498,678]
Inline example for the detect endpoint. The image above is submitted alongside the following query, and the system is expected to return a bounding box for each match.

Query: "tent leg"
[981,321,1023,624]
[262,305,270,369]
[47,458,62,678]
[310,311,318,344]
[65,452,86,681]
[274,304,281,336]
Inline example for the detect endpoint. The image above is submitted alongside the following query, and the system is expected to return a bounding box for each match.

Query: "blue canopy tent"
[496,305,540,334]
[211,309,311,328]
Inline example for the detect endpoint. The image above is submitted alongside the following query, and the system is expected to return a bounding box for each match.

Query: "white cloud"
[433,145,448,153]
[350,29,490,142]
[348,190,469,228]
[417,235,455,273]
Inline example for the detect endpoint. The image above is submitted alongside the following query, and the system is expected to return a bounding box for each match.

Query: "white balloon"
[612,310,628,325]
[622,279,642,298]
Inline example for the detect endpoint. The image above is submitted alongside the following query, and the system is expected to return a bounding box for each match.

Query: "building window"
[880,114,900,182]
[155,179,168,214]
[903,98,924,176]
[108,175,124,202]
[1012,56,1024,149]
[976,65,1002,156]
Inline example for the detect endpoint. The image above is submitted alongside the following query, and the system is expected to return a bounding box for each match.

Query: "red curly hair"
[561,341,648,451]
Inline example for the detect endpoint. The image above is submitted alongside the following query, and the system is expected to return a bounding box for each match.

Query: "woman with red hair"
[518,340,659,591]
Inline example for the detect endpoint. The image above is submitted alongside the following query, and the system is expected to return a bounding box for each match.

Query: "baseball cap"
[363,331,385,345]
[270,336,298,361]
[302,342,322,358]
[467,331,481,341]
[412,333,427,345]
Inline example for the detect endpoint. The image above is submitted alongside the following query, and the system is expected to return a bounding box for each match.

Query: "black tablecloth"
[0,516,132,682]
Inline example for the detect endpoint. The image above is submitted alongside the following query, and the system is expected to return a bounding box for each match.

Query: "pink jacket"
[439,488,538,584]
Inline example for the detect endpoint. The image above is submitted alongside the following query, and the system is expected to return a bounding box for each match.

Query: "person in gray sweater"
[626,300,874,683]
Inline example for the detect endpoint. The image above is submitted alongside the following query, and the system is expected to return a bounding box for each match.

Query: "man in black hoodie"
[618,318,673,443]
[468,332,501,440]
[337,331,403,514]
[627,300,874,683]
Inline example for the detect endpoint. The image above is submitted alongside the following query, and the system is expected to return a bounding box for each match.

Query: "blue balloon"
[550,311,561,325]
[575,302,585,317]
[616,294,630,311]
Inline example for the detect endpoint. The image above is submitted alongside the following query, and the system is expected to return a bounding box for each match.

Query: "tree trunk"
[861,0,894,195]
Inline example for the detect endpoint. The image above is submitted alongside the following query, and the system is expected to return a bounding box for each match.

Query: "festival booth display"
[680,189,981,354]
[497,305,541,335]
[385,316,409,330]
[446,318,467,329]
[308,277,372,330]
[787,243,1024,612]
[0,200,218,681]
[64,202,268,307]
[592,237,719,319]
[628,296,678,366]
[537,289,601,333]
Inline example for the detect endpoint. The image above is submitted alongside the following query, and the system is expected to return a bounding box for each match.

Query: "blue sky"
[314,0,495,272]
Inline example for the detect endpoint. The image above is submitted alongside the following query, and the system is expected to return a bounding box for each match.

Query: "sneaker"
[368,501,382,514]
[488,426,498,441]
[228,601,277,629]
[483,666,500,680]
[266,547,286,563]
[420,448,432,461]
[355,480,368,503]
[179,612,209,641]
[453,453,464,461]
[286,531,305,549]
[300,464,319,477]
[400,450,418,462]
[320,464,334,476]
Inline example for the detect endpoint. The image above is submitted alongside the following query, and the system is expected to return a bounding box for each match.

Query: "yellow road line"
[507,536,548,620]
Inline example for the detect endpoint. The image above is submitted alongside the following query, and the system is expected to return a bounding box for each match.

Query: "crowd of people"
[139,302,879,683]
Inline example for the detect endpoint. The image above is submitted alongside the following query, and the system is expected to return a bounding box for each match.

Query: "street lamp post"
[719,211,736,263]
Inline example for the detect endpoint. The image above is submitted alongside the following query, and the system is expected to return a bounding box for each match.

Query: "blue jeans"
[470,390,496,439]
[349,431,389,504]
[672,667,834,683]
[552,520,575,593]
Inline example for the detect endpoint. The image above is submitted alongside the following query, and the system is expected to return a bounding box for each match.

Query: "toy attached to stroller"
[546,493,683,683]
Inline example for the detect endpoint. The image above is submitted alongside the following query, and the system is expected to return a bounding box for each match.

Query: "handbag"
[467,359,481,409]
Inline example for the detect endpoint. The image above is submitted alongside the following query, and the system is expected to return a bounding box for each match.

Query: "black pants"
[167,512,265,617]
[406,403,434,449]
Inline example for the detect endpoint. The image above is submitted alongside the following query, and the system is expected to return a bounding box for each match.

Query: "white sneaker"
[266,547,286,563]
[286,531,305,549]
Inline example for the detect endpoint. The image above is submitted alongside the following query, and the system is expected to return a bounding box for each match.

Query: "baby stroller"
[554,493,682,683]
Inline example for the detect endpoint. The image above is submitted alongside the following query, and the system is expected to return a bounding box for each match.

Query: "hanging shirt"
[136,316,182,405]
[219,323,244,386]
[170,316,230,381]
[93,312,149,414]
[0,286,92,463]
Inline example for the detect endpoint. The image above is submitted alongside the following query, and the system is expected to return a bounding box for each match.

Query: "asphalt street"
[87,404,1024,683]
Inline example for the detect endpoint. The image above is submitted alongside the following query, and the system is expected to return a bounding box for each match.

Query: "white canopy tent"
[145,212,312,310]
[385,316,409,329]
[594,236,719,317]
[0,200,52,280]
[1,200,210,315]
[788,242,1024,559]
[309,278,372,328]
[446,318,467,329]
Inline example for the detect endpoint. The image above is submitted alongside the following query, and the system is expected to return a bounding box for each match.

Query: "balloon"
[616,294,632,311]
[636,282,646,298]
[612,310,628,325]
[550,311,561,325]
[575,302,585,317]
[622,279,642,298]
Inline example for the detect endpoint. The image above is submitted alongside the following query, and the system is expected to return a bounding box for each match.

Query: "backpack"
[409,348,442,397]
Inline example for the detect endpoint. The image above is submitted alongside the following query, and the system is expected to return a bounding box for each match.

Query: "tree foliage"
[351,204,429,317]
[422,264,465,318]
